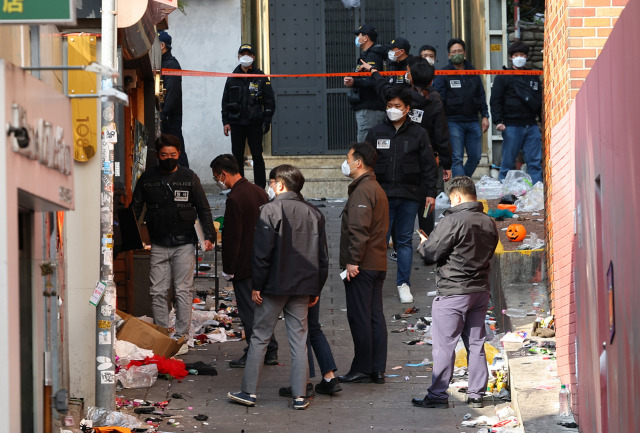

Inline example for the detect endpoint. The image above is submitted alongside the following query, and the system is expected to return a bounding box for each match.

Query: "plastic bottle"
[502,308,527,318]
[559,384,570,416]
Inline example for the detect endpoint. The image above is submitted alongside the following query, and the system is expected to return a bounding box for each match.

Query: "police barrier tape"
[161,68,543,78]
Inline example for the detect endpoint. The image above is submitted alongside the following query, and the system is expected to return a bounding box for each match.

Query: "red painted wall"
[573,2,640,431]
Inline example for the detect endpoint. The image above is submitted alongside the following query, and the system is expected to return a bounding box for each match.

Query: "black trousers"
[344,270,388,374]
[233,278,278,358]
[230,123,266,189]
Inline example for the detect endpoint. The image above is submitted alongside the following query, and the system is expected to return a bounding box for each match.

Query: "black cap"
[390,37,411,53]
[354,23,378,39]
[158,31,172,47]
[238,43,256,55]
[508,41,529,56]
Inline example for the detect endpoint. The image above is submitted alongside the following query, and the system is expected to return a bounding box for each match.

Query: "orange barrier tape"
[162,68,543,78]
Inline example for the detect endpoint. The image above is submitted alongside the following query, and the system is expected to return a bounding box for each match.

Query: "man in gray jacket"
[413,176,498,409]
[228,164,329,411]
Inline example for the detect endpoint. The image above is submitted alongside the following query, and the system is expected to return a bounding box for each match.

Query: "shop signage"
[0,0,75,24]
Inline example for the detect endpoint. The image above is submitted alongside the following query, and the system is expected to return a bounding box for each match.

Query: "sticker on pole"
[100,370,115,384]
[89,281,107,306]
[97,356,113,370]
[103,125,117,143]
[98,330,111,345]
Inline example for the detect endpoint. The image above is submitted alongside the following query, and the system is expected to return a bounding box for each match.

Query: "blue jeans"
[499,124,543,185]
[387,197,420,286]
[448,121,482,177]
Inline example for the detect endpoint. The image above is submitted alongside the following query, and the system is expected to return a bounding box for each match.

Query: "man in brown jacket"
[210,154,278,367]
[337,142,390,385]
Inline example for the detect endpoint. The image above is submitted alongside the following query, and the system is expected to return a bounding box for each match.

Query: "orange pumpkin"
[506,224,526,242]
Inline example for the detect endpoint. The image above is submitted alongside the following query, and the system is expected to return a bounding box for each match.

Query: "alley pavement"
[121,195,511,432]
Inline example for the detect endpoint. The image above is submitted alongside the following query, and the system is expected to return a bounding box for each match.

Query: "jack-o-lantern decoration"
[506,224,526,242]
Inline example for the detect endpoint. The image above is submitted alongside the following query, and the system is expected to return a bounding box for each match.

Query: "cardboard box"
[116,310,185,358]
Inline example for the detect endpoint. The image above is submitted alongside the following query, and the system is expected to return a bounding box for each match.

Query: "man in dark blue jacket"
[490,41,543,185]
[434,38,490,178]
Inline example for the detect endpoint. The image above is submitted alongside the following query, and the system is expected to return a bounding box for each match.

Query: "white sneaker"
[397,283,414,303]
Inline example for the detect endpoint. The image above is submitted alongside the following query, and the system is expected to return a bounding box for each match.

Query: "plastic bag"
[501,170,533,197]
[114,340,154,366]
[86,407,140,429]
[116,363,158,389]
[435,191,450,209]
[515,181,544,212]
[517,232,545,250]
[475,176,503,200]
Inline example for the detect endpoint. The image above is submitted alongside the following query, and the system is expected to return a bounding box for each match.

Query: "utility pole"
[96,0,118,409]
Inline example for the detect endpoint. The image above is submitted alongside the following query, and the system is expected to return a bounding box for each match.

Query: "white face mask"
[341,160,356,177]
[388,50,398,62]
[512,56,527,68]
[386,107,405,122]
[404,72,411,83]
[426,57,435,66]
[267,186,276,200]
[239,55,254,67]
[217,180,228,191]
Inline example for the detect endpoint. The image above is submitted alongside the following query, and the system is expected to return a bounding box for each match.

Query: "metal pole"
[96,0,117,409]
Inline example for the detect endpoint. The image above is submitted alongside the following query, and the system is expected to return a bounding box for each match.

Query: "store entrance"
[18,209,34,432]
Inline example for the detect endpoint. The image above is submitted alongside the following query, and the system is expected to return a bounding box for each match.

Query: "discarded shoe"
[315,378,342,395]
[411,396,449,409]
[228,391,256,407]
[293,398,310,410]
[397,283,414,303]
[279,383,315,398]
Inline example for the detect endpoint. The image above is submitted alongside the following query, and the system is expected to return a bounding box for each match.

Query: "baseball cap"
[158,31,172,47]
[354,23,378,39]
[508,41,529,56]
[390,38,411,53]
[238,43,256,55]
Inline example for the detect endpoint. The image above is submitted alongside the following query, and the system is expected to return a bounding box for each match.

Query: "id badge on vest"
[449,79,462,88]
[377,139,391,149]
[174,190,189,202]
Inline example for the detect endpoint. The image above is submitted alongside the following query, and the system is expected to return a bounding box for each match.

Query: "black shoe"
[337,371,373,383]
[264,355,279,366]
[467,396,483,408]
[411,396,449,409]
[229,355,247,368]
[315,378,342,395]
[371,372,385,384]
[278,383,315,398]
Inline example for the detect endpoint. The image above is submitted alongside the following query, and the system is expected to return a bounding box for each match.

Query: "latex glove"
[221,271,234,281]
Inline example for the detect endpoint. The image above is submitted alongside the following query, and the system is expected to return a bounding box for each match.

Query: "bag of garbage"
[116,363,158,388]
[86,407,140,429]
[501,170,533,197]
[435,191,450,209]
[514,181,544,212]
[475,176,503,200]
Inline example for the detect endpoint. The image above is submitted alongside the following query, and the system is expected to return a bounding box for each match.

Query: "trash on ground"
[476,176,503,200]
[116,363,158,389]
[115,310,186,358]
[85,407,140,429]
[517,232,545,250]
[501,170,532,197]
[126,355,188,380]
[184,361,218,375]
[515,181,544,212]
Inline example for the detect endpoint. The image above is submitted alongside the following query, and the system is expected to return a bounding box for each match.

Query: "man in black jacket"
[490,41,543,185]
[386,37,411,85]
[159,31,188,168]
[131,134,215,339]
[210,154,278,368]
[221,44,275,189]
[228,165,328,411]
[434,38,490,178]
[365,86,438,304]
[413,176,498,409]
[344,23,387,141]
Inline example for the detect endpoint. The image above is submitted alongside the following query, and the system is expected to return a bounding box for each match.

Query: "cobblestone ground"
[120,195,508,432]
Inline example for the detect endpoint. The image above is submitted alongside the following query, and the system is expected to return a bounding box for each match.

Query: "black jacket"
[161,51,182,126]
[387,56,409,86]
[490,68,542,126]
[418,201,498,296]
[252,192,329,297]
[222,178,269,280]
[433,60,490,122]
[131,165,216,247]
[350,44,386,111]
[221,65,276,126]
[371,70,452,171]
[365,117,438,200]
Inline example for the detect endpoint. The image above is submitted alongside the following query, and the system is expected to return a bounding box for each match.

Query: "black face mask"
[158,157,178,172]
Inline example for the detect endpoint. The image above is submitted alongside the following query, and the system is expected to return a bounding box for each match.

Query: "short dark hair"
[271,164,305,193]
[351,142,377,168]
[210,154,240,175]
[419,44,437,57]
[409,61,435,87]
[447,38,466,52]
[406,55,425,68]
[448,176,476,199]
[155,134,181,153]
[385,85,412,107]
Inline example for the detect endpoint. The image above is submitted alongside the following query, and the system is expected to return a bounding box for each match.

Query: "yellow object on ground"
[454,343,500,367]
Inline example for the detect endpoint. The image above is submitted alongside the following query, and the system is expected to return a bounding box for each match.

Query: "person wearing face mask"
[209,154,278,368]
[386,37,411,85]
[490,41,543,185]
[344,23,387,142]
[158,31,189,168]
[419,44,437,68]
[364,86,438,304]
[433,38,490,178]
[337,142,389,385]
[131,134,216,344]
[221,44,276,189]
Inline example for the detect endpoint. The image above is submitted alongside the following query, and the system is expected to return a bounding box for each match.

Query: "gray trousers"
[233,278,279,357]
[149,243,195,336]
[428,291,490,400]
[242,294,310,398]
[355,109,386,142]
